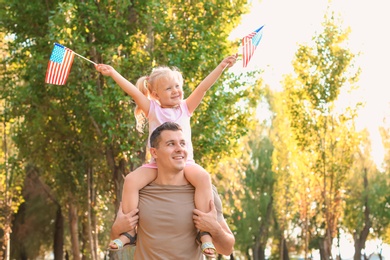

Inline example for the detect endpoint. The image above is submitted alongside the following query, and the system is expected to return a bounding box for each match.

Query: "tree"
[0,31,25,260]
[270,87,304,259]
[0,0,258,258]
[343,131,384,260]
[372,124,390,255]
[232,105,275,260]
[272,14,361,259]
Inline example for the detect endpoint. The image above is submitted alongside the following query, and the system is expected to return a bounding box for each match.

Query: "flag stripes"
[45,43,75,85]
[242,25,264,68]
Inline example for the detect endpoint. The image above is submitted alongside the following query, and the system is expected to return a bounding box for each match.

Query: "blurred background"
[1,0,389,259]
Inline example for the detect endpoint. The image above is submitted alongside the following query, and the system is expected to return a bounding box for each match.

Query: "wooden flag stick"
[73,51,97,65]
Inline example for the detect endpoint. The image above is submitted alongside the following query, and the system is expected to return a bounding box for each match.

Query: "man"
[110,122,234,258]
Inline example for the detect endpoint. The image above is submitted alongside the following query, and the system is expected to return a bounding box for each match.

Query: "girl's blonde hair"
[134,66,183,132]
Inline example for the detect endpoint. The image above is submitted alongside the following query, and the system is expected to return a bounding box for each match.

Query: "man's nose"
[175,144,185,151]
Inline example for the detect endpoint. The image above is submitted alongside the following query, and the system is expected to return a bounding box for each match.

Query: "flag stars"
[50,44,66,63]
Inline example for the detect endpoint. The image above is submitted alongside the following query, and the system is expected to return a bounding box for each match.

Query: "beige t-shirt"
[134,184,223,259]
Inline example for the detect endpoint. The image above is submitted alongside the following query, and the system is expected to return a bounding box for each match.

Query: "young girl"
[96,54,237,257]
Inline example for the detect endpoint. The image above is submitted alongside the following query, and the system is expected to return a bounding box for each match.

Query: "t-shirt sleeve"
[212,185,223,222]
[147,99,156,119]
[182,100,192,117]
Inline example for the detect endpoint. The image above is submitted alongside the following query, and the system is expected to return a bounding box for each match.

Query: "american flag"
[242,25,264,68]
[45,43,75,85]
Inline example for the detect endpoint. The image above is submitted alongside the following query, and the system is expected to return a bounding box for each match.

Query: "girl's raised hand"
[221,54,238,69]
[95,64,115,77]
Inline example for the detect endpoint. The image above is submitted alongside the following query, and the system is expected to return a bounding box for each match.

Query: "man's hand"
[110,203,139,239]
[117,203,139,231]
[193,200,218,234]
[193,197,235,256]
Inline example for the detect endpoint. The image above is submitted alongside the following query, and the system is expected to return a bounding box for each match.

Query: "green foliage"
[342,129,390,257]
[374,126,390,243]
[271,13,361,257]
[0,31,26,255]
[0,0,257,258]
[194,70,262,170]
[232,122,275,254]
[11,184,58,258]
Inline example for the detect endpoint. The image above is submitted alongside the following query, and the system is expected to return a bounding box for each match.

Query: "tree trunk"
[68,202,81,260]
[3,115,11,260]
[106,146,136,260]
[53,206,64,260]
[2,198,11,260]
[282,238,289,260]
[318,233,332,260]
[254,195,273,260]
[274,212,289,260]
[253,243,265,260]
[107,145,140,210]
[353,168,371,260]
[81,220,88,260]
[86,166,97,260]
[245,248,251,259]
[353,219,370,260]
[30,168,64,260]
[105,146,127,212]
[108,246,135,260]
[378,247,383,260]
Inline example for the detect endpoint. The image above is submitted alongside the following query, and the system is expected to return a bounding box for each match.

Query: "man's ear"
[150,147,157,159]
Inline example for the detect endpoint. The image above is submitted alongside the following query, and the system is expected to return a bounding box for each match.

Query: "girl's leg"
[184,164,215,257]
[110,167,157,249]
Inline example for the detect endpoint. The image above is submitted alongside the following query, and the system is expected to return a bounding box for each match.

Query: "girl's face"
[153,72,183,108]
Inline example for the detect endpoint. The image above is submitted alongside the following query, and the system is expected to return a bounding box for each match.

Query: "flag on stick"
[45,43,75,85]
[45,43,96,85]
[242,25,264,68]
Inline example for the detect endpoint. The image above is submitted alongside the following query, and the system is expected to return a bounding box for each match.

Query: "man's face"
[151,130,187,171]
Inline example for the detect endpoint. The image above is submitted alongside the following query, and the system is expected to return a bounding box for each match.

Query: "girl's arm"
[95,64,150,114]
[186,54,237,114]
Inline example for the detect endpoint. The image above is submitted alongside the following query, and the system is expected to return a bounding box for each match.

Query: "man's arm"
[193,200,235,256]
[110,203,139,240]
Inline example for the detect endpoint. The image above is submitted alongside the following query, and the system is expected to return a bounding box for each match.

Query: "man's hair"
[150,122,182,148]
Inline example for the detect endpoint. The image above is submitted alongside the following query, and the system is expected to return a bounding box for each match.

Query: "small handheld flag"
[45,43,97,85]
[242,25,264,68]
[45,43,75,85]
